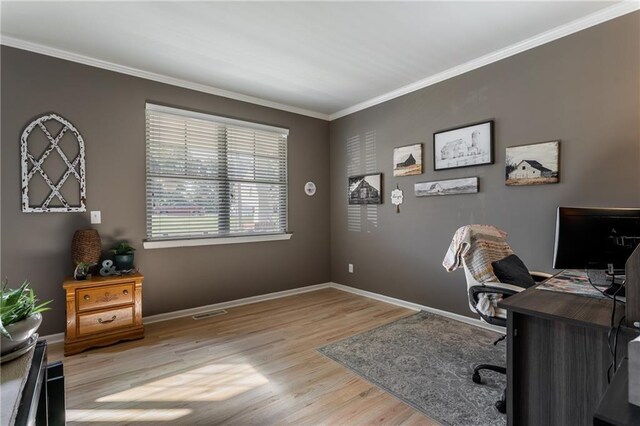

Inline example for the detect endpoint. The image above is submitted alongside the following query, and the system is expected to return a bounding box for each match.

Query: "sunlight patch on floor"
[67,409,192,422]
[96,363,269,402]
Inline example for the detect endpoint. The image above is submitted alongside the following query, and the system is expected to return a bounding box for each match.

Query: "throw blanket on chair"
[442,225,514,317]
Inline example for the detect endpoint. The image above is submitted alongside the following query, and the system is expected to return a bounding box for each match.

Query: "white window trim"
[143,233,293,249]
[146,103,290,135]
[145,103,290,245]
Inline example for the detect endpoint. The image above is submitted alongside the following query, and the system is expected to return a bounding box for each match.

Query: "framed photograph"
[348,173,382,204]
[505,140,560,186]
[393,143,422,177]
[415,177,478,197]
[433,120,493,171]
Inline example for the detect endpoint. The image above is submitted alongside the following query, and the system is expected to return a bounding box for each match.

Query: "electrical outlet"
[348,264,354,273]
[90,211,101,224]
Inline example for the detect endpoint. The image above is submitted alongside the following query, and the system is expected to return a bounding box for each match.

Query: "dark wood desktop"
[499,268,640,425]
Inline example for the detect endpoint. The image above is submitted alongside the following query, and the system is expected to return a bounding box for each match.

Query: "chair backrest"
[454,225,514,313]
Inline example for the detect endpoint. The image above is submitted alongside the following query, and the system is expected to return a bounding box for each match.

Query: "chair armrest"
[468,285,517,327]
[530,271,553,282]
[480,281,527,293]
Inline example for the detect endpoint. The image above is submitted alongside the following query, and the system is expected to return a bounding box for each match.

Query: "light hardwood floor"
[49,288,439,425]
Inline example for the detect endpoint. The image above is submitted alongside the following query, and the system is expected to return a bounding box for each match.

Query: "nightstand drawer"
[77,283,134,312]
[78,306,134,336]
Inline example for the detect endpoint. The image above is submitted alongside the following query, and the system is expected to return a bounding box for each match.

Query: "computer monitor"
[553,207,640,272]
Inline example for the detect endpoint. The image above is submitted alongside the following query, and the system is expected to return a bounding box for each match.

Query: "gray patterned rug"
[318,311,506,426]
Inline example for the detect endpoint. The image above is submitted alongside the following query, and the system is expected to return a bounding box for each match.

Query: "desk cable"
[586,268,626,383]
[607,277,624,384]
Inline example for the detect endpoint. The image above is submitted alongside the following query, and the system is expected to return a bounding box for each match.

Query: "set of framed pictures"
[348,119,560,204]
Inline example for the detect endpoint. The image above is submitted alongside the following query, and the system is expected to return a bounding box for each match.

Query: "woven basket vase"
[71,229,101,266]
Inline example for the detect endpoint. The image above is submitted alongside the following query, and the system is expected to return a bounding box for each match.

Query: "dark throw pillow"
[491,254,536,288]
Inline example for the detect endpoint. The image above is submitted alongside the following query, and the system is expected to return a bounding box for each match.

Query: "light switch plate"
[348,264,354,273]
[90,211,101,224]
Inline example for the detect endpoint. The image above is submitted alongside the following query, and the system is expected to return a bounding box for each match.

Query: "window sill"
[143,233,292,249]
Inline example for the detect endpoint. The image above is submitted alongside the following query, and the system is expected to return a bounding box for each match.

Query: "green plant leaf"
[0,317,10,339]
[0,280,53,330]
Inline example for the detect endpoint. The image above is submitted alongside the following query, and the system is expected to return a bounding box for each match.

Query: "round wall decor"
[304,181,317,196]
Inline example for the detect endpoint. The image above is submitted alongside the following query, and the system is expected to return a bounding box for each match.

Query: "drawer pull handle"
[84,295,90,301]
[123,289,129,295]
[98,315,117,324]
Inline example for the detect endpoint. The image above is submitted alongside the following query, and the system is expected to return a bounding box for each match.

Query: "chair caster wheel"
[472,373,482,384]
[495,400,506,414]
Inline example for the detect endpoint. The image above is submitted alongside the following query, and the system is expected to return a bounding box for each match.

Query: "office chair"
[444,225,551,413]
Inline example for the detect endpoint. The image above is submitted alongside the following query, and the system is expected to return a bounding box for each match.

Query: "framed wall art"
[393,143,422,177]
[348,173,382,205]
[433,120,493,171]
[415,177,478,197]
[21,113,87,212]
[505,140,560,186]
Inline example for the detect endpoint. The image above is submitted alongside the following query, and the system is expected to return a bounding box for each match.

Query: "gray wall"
[2,12,639,336]
[330,12,640,318]
[1,46,330,335]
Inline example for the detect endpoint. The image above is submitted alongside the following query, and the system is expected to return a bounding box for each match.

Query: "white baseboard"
[143,282,332,324]
[329,282,502,333]
[40,281,499,344]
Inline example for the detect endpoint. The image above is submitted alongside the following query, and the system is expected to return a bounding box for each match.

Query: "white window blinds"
[145,104,288,242]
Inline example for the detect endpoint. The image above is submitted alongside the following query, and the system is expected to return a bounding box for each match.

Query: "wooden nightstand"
[63,273,144,355]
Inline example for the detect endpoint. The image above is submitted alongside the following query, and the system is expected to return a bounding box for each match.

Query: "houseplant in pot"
[1,280,52,355]
[74,261,97,280]
[110,241,136,271]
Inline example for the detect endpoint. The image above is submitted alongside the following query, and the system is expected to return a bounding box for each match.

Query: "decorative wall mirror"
[21,113,86,212]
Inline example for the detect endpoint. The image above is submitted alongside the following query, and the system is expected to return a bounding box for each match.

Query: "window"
[145,104,288,245]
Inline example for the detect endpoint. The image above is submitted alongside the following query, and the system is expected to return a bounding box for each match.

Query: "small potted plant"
[110,241,136,271]
[1,280,52,355]
[73,261,96,280]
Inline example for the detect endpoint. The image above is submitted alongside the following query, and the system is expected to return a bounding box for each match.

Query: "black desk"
[499,279,638,425]
[13,341,66,426]
[594,358,640,426]
[14,341,47,425]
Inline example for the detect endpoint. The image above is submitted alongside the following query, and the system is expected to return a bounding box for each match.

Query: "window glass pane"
[229,182,286,235]
[146,177,225,240]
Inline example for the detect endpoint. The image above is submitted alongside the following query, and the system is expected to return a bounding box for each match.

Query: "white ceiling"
[0,2,636,120]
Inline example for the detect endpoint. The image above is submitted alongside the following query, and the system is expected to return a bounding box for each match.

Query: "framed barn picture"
[348,173,382,204]
[505,140,560,186]
[433,120,494,171]
[415,177,478,197]
[393,143,422,177]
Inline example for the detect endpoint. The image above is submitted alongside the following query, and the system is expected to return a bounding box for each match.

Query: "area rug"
[318,311,506,426]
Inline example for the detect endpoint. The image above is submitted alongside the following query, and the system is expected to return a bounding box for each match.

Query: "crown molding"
[329,1,640,120]
[0,35,331,121]
[2,1,637,122]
